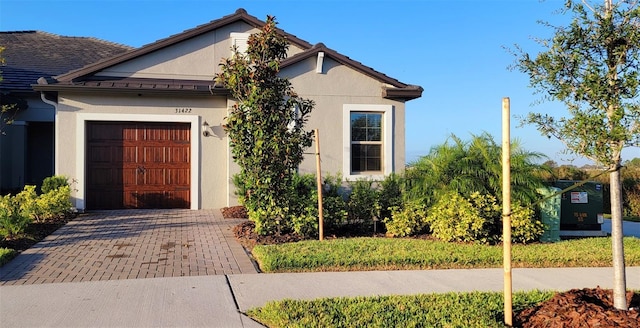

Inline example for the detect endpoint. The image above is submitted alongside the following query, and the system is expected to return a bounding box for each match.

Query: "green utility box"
[538,187,561,242]
[554,180,604,231]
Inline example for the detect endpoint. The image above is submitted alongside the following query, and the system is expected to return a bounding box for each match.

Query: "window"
[350,113,382,172]
[343,104,393,180]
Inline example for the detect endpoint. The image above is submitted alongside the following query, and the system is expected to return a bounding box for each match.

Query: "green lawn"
[252,237,640,272]
[248,290,556,328]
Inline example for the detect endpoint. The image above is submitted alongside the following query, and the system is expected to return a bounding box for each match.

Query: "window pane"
[351,144,381,173]
[368,128,381,141]
[351,113,382,142]
[367,114,381,128]
[351,145,364,172]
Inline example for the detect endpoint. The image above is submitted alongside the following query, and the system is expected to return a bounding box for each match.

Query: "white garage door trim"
[75,113,200,210]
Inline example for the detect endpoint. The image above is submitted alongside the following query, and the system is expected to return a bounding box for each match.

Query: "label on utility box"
[570,192,588,204]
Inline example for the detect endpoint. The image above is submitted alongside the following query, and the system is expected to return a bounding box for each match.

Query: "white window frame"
[342,104,393,181]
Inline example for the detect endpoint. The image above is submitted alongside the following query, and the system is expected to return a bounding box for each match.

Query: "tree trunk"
[610,165,628,310]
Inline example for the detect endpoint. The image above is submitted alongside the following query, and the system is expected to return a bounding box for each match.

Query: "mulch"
[514,287,639,327]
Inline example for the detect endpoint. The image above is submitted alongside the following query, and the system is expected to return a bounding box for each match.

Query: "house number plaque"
[175,108,192,113]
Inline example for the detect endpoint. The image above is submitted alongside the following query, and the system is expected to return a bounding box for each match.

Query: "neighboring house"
[32,8,423,211]
[0,31,132,193]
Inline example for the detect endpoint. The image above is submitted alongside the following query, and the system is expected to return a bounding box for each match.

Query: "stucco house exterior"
[32,8,423,211]
[0,31,132,193]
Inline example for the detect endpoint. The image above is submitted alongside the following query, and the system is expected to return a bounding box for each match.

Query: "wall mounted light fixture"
[202,121,211,137]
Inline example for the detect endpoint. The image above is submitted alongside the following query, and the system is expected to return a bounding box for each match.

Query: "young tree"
[514,0,640,309]
[216,16,314,235]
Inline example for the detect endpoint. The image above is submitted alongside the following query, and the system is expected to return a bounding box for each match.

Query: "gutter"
[37,77,59,183]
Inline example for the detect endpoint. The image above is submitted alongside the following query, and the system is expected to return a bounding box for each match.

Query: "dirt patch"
[221,206,248,219]
[0,217,71,252]
[233,220,304,250]
[515,287,639,327]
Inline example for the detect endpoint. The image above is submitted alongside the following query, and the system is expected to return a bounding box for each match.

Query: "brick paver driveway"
[0,209,257,285]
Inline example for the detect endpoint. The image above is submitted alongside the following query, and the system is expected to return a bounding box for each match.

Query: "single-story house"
[0,31,132,193]
[30,8,423,211]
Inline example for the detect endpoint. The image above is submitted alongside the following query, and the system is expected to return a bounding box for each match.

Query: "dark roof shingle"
[0,31,132,91]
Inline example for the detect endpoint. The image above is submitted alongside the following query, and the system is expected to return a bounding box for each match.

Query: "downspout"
[39,91,58,178]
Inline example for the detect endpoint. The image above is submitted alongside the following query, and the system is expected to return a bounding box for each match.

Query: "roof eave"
[32,83,229,97]
[382,86,424,102]
[55,8,313,83]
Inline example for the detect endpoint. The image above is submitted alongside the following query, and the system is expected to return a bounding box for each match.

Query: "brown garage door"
[86,122,190,209]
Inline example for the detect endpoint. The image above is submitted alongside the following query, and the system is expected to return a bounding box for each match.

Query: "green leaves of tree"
[216,16,314,235]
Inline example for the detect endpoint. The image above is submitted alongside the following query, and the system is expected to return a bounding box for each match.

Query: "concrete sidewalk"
[1,267,638,327]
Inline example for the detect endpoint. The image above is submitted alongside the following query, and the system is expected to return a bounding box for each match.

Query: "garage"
[86,122,191,209]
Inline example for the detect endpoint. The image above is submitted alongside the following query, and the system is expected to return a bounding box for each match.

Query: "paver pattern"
[0,209,257,285]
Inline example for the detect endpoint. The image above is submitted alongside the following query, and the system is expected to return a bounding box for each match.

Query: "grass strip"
[252,237,640,272]
[247,290,555,328]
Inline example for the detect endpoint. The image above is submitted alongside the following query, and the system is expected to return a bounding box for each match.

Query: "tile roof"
[0,31,132,91]
[33,9,422,101]
[281,43,423,100]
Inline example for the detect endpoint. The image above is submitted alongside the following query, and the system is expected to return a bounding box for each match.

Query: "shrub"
[377,173,403,222]
[288,173,348,237]
[425,191,545,244]
[384,200,429,237]
[14,185,39,221]
[425,192,499,243]
[0,194,32,238]
[511,203,545,244]
[37,185,73,220]
[41,175,69,193]
[347,179,379,226]
[320,174,348,231]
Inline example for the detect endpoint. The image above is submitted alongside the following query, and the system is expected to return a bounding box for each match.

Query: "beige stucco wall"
[97,21,306,80]
[55,25,410,209]
[282,56,406,179]
[55,92,230,210]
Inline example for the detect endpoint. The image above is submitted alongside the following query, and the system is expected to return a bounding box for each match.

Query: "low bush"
[425,192,500,243]
[346,179,378,227]
[0,195,32,238]
[377,173,403,222]
[384,200,429,237]
[41,175,69,194]
[511,203,546,244]
[0,177,73,239]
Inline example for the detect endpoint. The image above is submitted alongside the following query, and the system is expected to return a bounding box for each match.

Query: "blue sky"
[1,0,638,165]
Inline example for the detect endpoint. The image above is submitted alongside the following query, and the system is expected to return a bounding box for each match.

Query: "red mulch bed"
[221,205,248,219]
[514,287,639,327]
[224,205,640,327]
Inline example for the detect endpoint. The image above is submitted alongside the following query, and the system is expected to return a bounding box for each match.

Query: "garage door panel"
[142,146,165,163]
[87,122,191,209]
[167,168,190,185]
[167,147,189,163]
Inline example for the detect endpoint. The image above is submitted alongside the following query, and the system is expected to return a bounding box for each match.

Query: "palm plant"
[405,133,549,206]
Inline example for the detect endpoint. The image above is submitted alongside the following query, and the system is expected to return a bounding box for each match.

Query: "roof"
[281,43,423,101]
[0,31,132,92]
[33,8,422,101]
